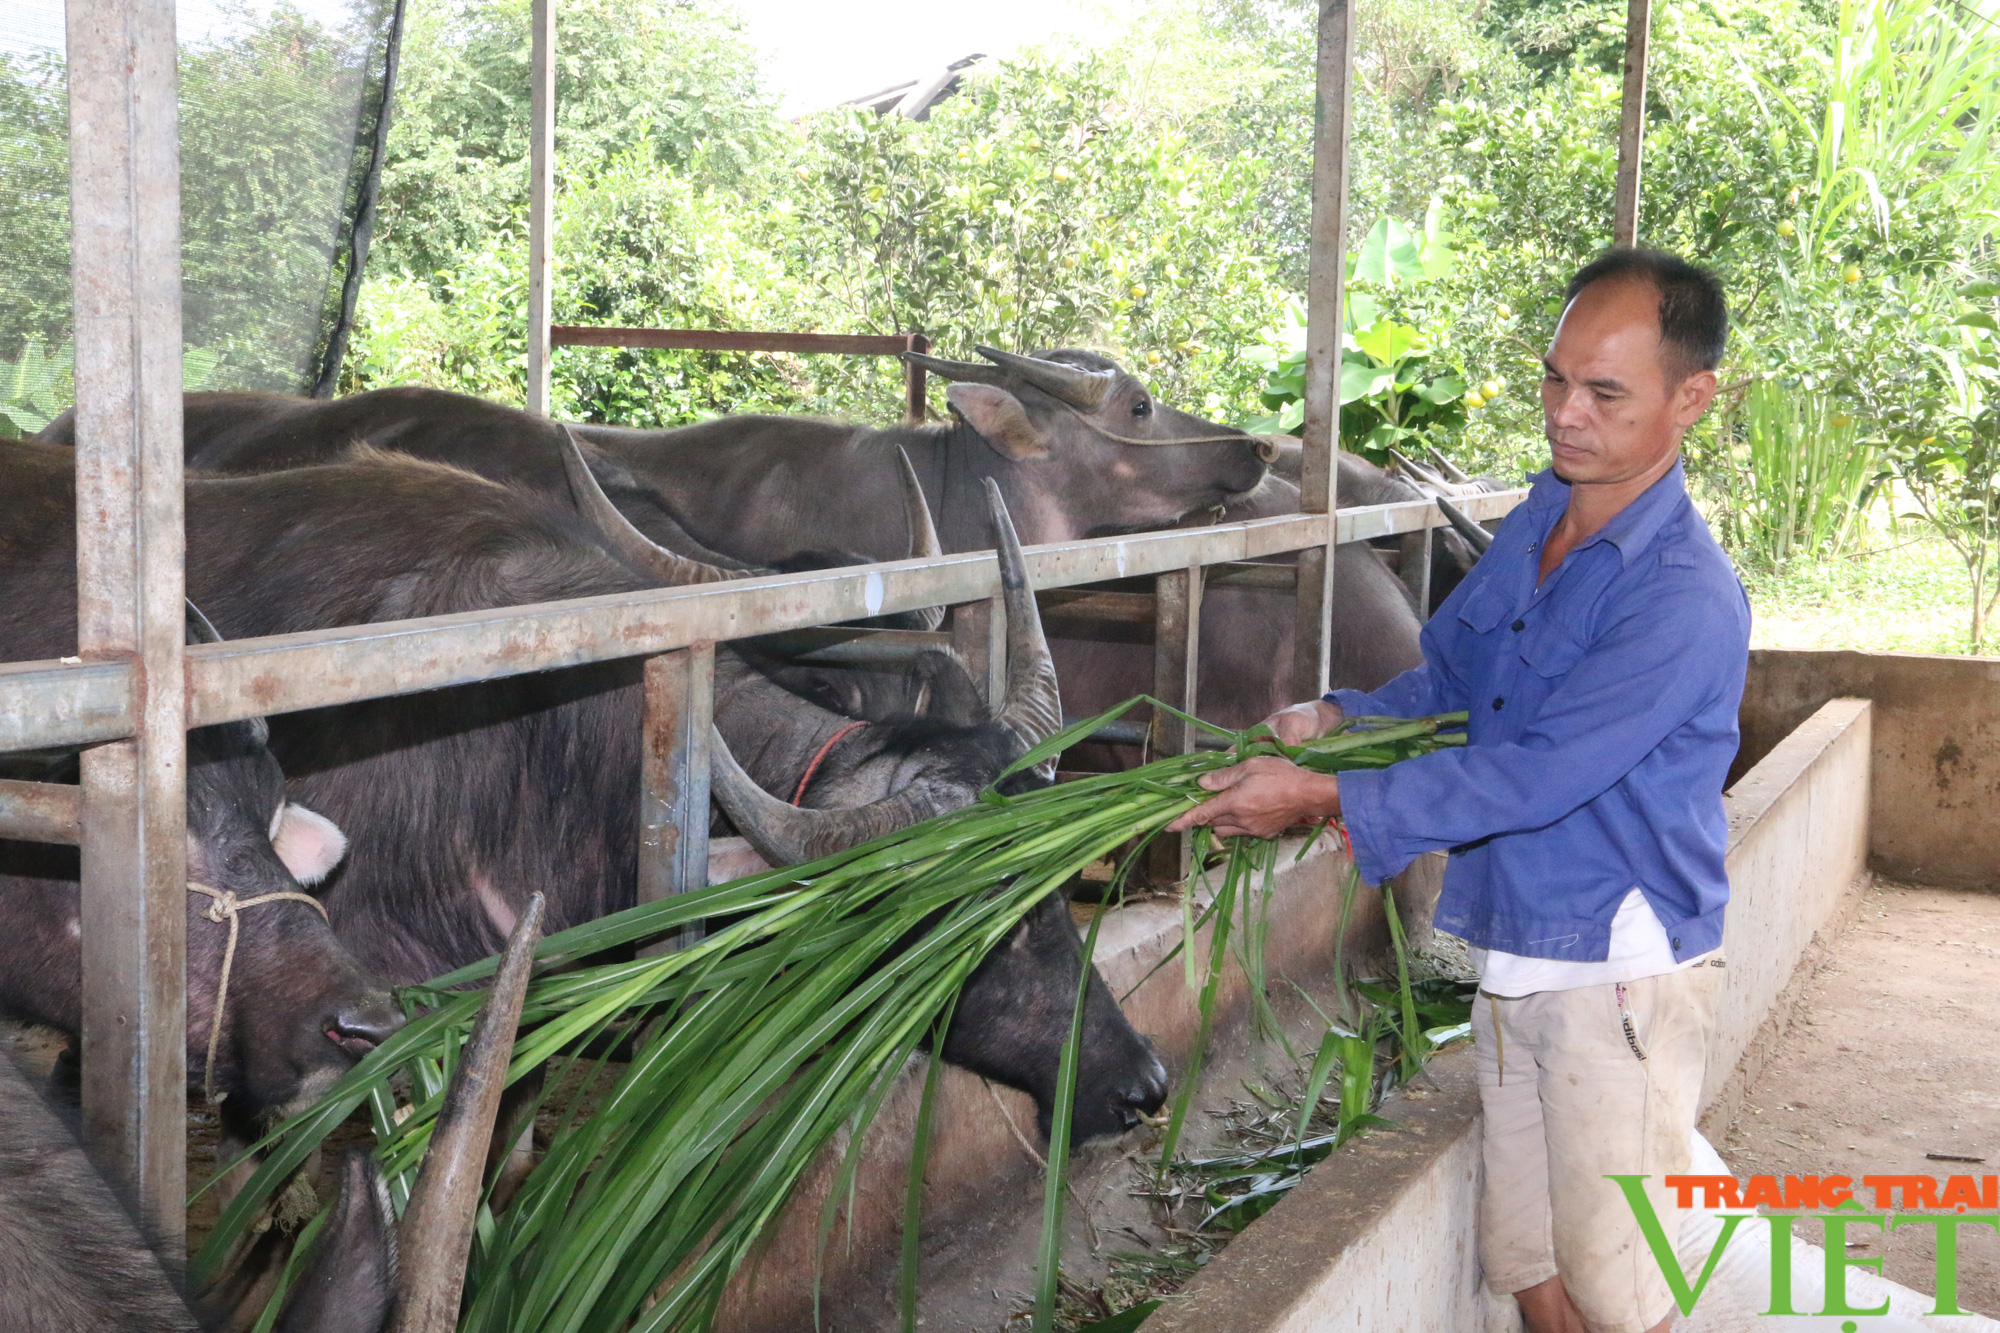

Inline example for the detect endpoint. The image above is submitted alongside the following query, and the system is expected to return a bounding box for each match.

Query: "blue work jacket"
[1328,461,1750,963]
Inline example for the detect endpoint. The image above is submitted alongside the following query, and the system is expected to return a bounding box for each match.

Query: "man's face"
[1540,276,1717,487]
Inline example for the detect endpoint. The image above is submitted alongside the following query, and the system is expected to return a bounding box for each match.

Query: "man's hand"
[1258,699,1345,747]
[1164,755,1342,840]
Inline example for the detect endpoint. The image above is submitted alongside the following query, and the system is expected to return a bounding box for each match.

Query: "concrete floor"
[1711,878,2000,1316]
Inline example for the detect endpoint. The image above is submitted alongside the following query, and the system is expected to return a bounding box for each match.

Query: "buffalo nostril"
[1117,1054,1170,1114]
[327,999,405,1055]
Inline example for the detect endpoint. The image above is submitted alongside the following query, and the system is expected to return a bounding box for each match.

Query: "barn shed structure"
[5,0,1996,1327]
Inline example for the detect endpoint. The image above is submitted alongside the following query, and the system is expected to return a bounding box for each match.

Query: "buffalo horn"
[1426,446,1473,486]
[557,425,746,585]
[708,727,945,865]
[1386,446,1448,492]
[1434,496,1494,555]
[982,478,1062,778]
[974,346,1114,411]
[388,892,545,1333]
[896,446,946,631]
[185,600,224,645]
[901,351,1010,387]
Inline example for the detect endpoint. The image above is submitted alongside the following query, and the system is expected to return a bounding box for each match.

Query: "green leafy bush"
[1245,215,1476,465]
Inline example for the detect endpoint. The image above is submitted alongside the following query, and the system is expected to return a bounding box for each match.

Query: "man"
[1168,248,1749,1333]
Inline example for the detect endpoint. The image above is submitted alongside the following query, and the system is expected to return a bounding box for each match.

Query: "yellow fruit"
[1495,377,1508,392]
[1464,392,1485,409]
[1130,283,1147,299]
[1482,379,1502,397]
[1842,264,1862,284]
[1776,220,1795,237]
[1146,350,1162,365]
[1053,165,1072,182]
[1496,303,1513,319]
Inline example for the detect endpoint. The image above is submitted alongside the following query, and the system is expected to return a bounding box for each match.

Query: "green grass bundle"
[197,700,1465,1333]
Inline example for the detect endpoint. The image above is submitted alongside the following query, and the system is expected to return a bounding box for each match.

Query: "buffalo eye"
[1131,398,1151,419]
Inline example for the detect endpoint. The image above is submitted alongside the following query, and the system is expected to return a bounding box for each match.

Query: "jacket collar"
[1522,458,1688,568]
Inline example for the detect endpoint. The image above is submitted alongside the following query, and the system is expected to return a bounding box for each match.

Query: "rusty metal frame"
[525,0,555,415]
[1294,0,1355,703]
[1612,0,1653,247]
[0,491,1524,754]
[65,0,190,1241]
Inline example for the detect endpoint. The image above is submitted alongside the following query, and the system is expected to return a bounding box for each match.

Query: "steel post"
[1296,0,1352,703]
[1143,565,1202,884]
[951,595,1006,707]
[1399,525,1433,613]
[903,331,929,424]
[67,0,189,1241]
[638,644,713,952]
[1612,0,1653,247]
[525,0,555,414]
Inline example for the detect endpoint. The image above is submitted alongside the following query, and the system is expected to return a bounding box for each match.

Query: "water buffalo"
[0,897,538,1333]
[1050,474,1424,783]
[0,439,1165,1141]
[0,526,399,1130]
[1258,437,1503,615]
[42,347,1270,564]
[1055,446,1508,765]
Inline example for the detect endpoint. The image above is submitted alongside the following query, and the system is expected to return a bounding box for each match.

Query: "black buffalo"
[0,900,537,1333]
[0,495,400,1129]
[40,348,1270,566]
[0,440,1166,1141]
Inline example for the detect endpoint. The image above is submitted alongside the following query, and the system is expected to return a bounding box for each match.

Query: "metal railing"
[2,488,1524,956]
[0,489,1526,780]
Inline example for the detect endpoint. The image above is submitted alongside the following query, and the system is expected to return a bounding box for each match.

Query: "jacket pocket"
[1456,582,1513,633]
[1614,981,1648,1061]
[1519,624,1588,678]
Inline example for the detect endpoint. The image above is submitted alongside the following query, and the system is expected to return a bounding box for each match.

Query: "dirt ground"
[1710,877,2000,1315]
[895,934,1473,1333]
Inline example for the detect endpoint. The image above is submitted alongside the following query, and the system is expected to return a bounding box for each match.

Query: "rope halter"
[185,881,330,1107]
[791,720,870,806]
[1055,400,1263,449]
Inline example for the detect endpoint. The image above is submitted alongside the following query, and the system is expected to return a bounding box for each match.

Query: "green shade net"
[0,0,403,435]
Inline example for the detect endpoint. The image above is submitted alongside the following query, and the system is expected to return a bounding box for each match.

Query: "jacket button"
[1492,697,1505,711]
[1512,619,1525,632]
[1672,938,1682,950]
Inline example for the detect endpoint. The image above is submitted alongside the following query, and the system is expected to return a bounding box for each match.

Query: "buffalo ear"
[272,803,349,885]
[947,383,1050,460]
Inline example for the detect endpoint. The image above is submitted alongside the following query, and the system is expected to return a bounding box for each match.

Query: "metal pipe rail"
[0,491,1522,753]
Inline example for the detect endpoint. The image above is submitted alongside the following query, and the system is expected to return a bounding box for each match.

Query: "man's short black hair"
[1564,247,1727,382]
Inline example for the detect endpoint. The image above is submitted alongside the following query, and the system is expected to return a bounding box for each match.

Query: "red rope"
[792,720,871,806]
